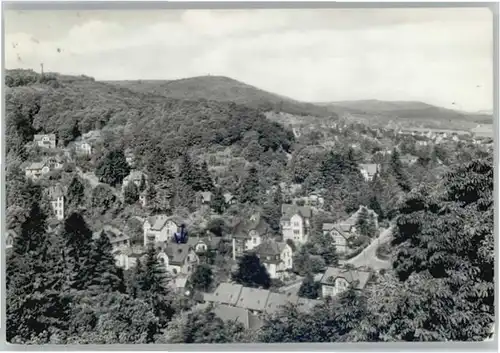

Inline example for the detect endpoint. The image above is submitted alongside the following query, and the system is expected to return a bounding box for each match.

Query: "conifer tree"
[84,231,125,293]
[62,212,94,290]
[95,149,131,186]
[6,205,70,343]
[238,166,260,204]
[211,187,227,214]
[298,273,320,299]
[390,149,411,192]
[66,175,85,209]
[263,185,283,234]
[232,253,271,289]
[138,245,174,327]
[124,181,139,205]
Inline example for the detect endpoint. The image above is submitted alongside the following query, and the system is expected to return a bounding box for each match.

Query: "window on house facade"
[253,238,257,244]
[293,222,299,227]
[293,230,300,235]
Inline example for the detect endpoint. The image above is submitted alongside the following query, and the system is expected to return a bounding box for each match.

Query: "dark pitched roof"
[236,287,271,312]
[264,292,299,315]
[205,283,244,306]
[212,304,251,329]
[320,267,372,289]
[281,204,312,221]
[254,239,287,257]
[164,243,194,265]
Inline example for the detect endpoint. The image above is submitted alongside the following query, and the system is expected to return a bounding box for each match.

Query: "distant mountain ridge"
[105,75,336,118]
[106,76,492,130]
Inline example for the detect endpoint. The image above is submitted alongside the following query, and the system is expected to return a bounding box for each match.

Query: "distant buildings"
[74,130,102,156]
[25,156,64,180]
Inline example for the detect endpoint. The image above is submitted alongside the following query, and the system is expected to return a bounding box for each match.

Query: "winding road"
[342,226,394,270]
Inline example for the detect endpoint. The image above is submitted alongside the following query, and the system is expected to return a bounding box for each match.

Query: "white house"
[231,213,270,259]
[6,230,17,250]
[320,267,372,298]
[34,134,56,149]
[358,163,379,181]
[143,215,181,246]
[75,140,92,156]
[47,185,65,221]
[254,240,293,279]
[280,204,312,245]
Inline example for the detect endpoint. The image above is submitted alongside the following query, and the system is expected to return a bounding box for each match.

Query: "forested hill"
[105,75,337,118]
[5,69,295,164]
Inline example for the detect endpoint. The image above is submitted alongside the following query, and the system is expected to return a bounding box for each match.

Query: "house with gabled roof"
[320,267,372,298]
[253,239,293,279]
[34,133,56,149]
[158,242,199,276]
[280,204,313,245]
[186,235,222,254]
[143,214,182,246]
[322,223,352,254]
[358,163,379,181]
[231,213,270,258]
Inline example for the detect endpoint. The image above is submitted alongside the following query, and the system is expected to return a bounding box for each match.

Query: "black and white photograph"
[3,5,496,345]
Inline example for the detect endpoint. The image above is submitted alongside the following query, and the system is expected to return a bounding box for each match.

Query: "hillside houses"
[280,204,312,245]
[187,235,222,254]
[231,213,270,258]
[143,215,182,246]
[47,185,65,221]
[320,267,372,298]
[253,239,293,279]
[34,134,56,149]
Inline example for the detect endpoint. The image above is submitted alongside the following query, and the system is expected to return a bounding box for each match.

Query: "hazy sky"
[4,8,494,112]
